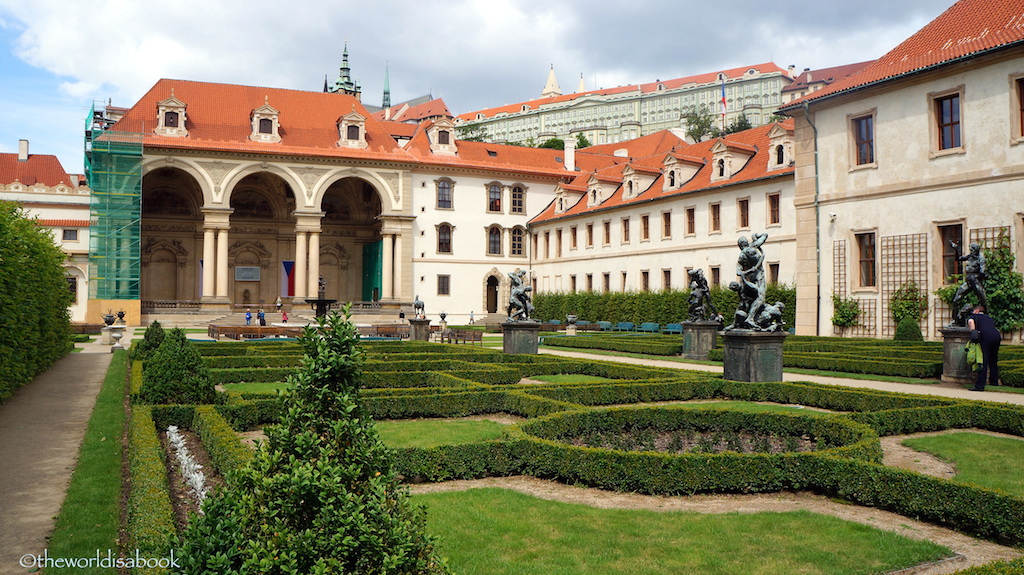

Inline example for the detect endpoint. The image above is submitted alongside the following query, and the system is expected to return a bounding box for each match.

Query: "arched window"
[488,184,502,212]
[668,170,676,187]
[511,185,525,213]
[717,159,726,177]
[626,181,634,196]
[164,111,179,128]
[436,179,453,209]
[487,226,502,255]
[258,118,273,134]
[437,224,452,254]
[511,228,525,256]
[775,144,785,165]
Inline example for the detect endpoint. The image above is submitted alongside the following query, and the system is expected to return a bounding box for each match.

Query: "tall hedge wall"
[534,284,796,327]
[0,201,72,401]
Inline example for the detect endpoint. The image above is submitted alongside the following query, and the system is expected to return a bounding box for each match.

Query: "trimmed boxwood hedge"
[544,334,683,356]
[125,406,176,572]
[192,406,253,477]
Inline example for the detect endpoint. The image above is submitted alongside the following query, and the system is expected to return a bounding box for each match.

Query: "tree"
[139,328,215,405]
[0,201,72,400]
[682,105,719,142]
[539,137,564,150]
[723,113,753,134]
[831,294,861,332]
[889,281,929,325]
[176,309,447,574]
[455,123,488,142]
[575,132,592,149]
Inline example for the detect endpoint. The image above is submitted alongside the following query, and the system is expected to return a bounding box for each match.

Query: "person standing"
[275,296,283,312]
[258,308,266,326]
[967,304,1000,391]
[245,308,252,326]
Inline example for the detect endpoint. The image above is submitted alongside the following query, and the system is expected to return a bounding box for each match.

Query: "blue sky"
[0,0,951,175]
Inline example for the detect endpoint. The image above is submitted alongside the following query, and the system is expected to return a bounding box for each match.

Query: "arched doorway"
[486,276,499,313]
[140,167,201,305]
[319,177,382,302]
[227,172,295,308]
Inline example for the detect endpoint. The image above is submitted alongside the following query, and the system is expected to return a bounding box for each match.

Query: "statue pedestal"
[409,318,432,342]
[565,325,578,336]
[940,327,973,385]
[503,322,540,354]
[722,331,788,382]
[680,321,719,360]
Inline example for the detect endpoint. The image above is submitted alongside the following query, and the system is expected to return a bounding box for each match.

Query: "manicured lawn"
[221,381,292,394]
[902,432,1024,497]
[46,350,127,574]
[529,374,619,384]
[377,418,507,448]
[416,488,951,575]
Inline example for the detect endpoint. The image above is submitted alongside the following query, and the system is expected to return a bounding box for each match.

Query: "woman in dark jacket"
[967,305,1000,391]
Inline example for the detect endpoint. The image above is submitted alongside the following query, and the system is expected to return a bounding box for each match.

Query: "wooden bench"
[209,325,302,340]
[638,322,661,333]
[440,329,484,345]
[374,325,410,339]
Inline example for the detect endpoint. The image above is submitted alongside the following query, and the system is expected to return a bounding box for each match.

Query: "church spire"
[326,42,361,100]
[382,63,391,109]
[577,72,585,94]
[541,64,561,98]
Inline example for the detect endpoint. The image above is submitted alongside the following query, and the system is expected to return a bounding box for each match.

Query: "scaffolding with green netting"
[85,103,143,300]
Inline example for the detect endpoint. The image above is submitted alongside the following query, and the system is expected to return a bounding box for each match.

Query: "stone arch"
[312,168,400,213]
[228,240,271,306]
[482,267,509,315]
[142,166,204,217]
[221,162,306,208]
[142,157,215,207]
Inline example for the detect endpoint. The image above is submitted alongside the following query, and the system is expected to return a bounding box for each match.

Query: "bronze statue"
[413,294,425,318]
[725,232,772,331]
[949,241,988,327]
[686,269,718,321]
[506,269,535,322]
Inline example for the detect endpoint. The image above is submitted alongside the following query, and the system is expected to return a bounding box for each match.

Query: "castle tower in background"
[325,42,361,100]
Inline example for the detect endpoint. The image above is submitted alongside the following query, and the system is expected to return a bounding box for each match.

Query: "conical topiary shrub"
[138,328,216,405]
[175,309,448,574]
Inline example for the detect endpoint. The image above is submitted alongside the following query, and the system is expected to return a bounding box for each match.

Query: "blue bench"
[576,320,591,326]
[596,321,613,331]
[662,323,683,334]
[615,322,635,332]
[638,322,660,333]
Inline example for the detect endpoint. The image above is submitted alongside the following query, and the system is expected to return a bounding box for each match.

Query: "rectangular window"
[488,185,502,212]
[641,215,650,241]
[685,207,695,235]
[936,93,961,150]
[710,203,721,232]
[621,218,630,243]
[586,223,594,247]
[663,269,671,290]
[852,115,874,165]
[856,232,877,287]
[66,276,77,299]
[1017,78,1024,139]
[603,221,611,245]
[603,272,610,292]
[939,224,963,283]
[662,211,672,238]
[737,198,750,229]
[621,272,628,291]
[543,231,550,259]
[556,229,563,258]
[710,266,720,285]
[570,226,578,249]
[511,186,525,213]
[570,274,577,293]
[768,192,781,225]
[437,274,450,295]
[511,229,524,256]
[586,273,593,292]
[769,263,780,284]
[641,270,650,292]
[62,229,78,241]
[532,233,538,258]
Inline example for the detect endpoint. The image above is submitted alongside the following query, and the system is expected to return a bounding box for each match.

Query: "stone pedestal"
[439,320,448,332]
[100,326,113,345]
[681,321,719,360]
[722,330,789,382]
[503,321,540,354]
[565,325,578,336]
[940,326,973,385]
[409,318,432,342]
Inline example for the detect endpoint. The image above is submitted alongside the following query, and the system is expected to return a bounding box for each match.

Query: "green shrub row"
[192,406,254,478]
[544,334,683,356]
[216,395,284,430]
[364,389,580,420]
[209,366,298,384]
[949,557,1024,574]
[705,348,942,378]
[202,355,303,369]
[125,406,176,575]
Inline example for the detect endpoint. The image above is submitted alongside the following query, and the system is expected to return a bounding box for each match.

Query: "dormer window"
[766,122,794,170]
[337,106,367,149]
[668,171,676,187]
[775,145,784,165]
[249,97,281,143]
[717,159,726,177]
[155,91,188,137]
[428,118,458,156]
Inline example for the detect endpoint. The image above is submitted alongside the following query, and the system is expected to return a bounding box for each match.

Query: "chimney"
[18,139,28,161]
[787,64,795,76]
[563,135,576,172]
[803,68,812,82]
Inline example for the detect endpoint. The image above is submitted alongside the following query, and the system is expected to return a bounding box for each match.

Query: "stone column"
[295,231,308,299]
[382,233,394,300]
[307,231,320,297]
[215,228,229,298]
[201,227,215,298]
[392,233,403,301]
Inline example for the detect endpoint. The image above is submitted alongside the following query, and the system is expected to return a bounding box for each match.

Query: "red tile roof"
[782,0,1024,108]
[529,120,794,225]
[781,61,874,93]
[459,63,788,121]
[105,79,580,177]
[36,219,90,227]
[0,153,76,187]
[373,98,452,122]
